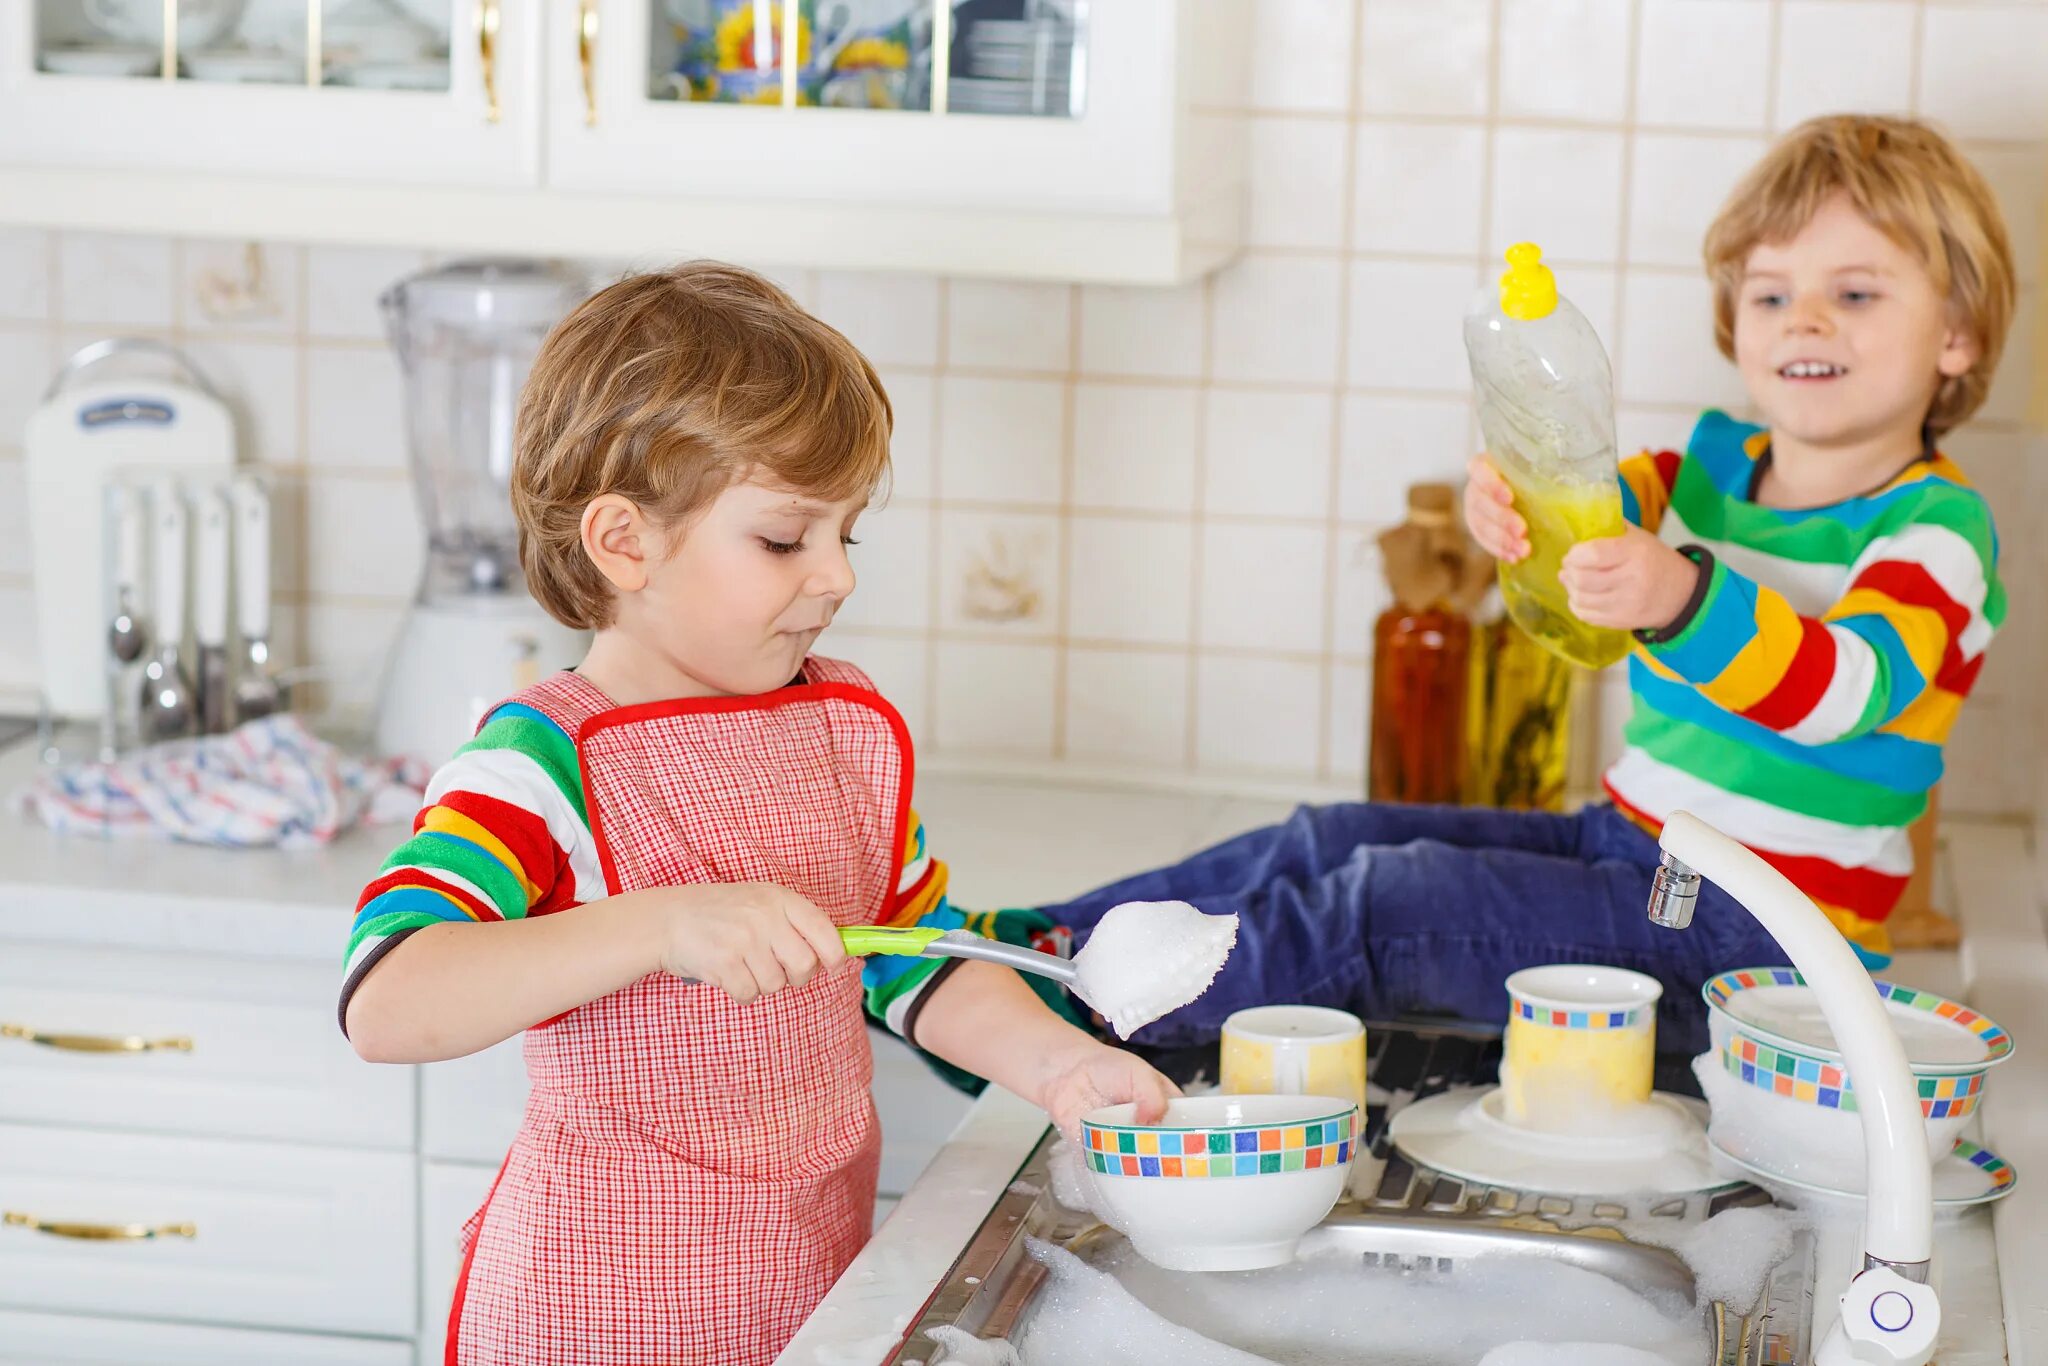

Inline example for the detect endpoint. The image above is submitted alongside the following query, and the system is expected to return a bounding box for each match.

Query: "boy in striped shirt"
[1039,115,2014,1056]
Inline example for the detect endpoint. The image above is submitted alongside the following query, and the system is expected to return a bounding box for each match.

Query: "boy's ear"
[580,494,654,594]
[1937,313,1982,380]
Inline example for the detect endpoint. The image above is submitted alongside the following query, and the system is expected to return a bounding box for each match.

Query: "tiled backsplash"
[0,0,2043,819]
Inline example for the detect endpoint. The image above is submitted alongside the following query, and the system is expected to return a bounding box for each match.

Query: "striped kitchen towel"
[21,716,429,849]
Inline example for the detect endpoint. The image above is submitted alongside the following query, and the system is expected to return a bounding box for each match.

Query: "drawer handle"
[0,1023,194,1054]
[4,1211,197,1242]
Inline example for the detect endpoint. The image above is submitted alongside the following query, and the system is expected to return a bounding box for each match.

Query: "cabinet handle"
[5,1211,196,1242]
[578,0,599,126]
[478,0,503,124]
[0,1023,194,1054]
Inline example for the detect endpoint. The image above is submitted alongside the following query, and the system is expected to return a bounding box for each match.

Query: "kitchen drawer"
[0,1308,413,1365]
[420,1159,502,1365]
[0,942,414,1149]
[421,1035,528,1162]
[0,1122,417,1338]
[872,1031,974,1197]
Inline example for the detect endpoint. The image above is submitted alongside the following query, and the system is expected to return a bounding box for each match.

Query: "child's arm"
[1466,448,1680,561]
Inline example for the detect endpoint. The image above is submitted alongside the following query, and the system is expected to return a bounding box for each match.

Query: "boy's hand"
[1561,527,1700,633]
[1465,456,1529,563]
[655,883,848,1005]
[1034,1038,1179,1141]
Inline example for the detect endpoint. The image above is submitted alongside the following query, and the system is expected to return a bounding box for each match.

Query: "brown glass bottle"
[1367,486,1476,805]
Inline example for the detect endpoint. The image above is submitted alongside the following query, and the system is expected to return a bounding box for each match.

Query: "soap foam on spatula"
[1073,900,1238,1039]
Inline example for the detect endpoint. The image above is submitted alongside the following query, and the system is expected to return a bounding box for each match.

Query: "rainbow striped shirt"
[1605,411,2004,965]
[339,700,970,1038]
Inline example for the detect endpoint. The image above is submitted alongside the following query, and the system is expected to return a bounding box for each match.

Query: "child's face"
[638,475,864,696]
[1733,193,1979,450]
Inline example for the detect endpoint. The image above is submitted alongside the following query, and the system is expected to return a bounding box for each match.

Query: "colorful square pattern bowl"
[1079,1094,1359,1272]
[1700,967,2014,1193]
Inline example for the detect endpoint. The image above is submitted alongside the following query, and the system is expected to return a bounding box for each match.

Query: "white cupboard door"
[546,0,1174,214]
[0,1309,413,1366]
[0,1124,417,1338]
[420,1160,502,1365]
[421,1034,528,1163]
[0,1,543,188]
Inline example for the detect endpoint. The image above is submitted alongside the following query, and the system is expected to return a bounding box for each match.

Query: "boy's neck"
[1755,421,1931,510]
[576,629,726,707]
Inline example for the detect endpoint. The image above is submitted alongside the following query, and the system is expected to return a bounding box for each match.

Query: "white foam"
[1045,1138,1117,1228]
[922,1327,1022,1365]
[1478,1345,1676,1366]
[1618,1203,1801,1314]
[1073,901,1239,1039]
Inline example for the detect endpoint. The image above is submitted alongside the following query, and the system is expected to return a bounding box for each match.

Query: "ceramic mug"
[1500,964,1662,1134]
[1219,1005,1367,1113]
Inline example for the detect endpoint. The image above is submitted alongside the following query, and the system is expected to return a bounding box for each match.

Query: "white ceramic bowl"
[1080,1094,1358,1271]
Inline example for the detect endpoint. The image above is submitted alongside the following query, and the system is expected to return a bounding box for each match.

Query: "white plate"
[1707,1130,2018,1209]
[184,49,303,83]
[40,44,160,77]
[1389,1087,1741,1197]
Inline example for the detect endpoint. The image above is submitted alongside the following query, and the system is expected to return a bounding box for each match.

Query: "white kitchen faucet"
[1650,812,1941,1366]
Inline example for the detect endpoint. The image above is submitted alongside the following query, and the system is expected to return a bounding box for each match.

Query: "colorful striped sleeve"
[862,809,966,1038]
[339,708,598,1031]
[1618,448,1683,532]
[1638,478,2003,748]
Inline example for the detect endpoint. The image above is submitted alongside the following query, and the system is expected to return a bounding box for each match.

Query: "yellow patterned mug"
[1219,1005,1367,1113]
[1500,964,1662,1134]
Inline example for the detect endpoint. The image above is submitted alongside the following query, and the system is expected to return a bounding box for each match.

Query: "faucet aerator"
[1648,854,1700,930]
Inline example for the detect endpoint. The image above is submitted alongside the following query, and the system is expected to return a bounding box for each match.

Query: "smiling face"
[1732,193,1981,452]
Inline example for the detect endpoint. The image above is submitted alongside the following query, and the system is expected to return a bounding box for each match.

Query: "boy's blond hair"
[1703,114,2016,435]
[513,262,892,630]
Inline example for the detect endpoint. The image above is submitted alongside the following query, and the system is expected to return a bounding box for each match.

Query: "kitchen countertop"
[784,821,2048,1366]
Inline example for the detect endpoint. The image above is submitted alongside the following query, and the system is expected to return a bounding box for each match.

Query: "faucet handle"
[1816,1266,1939,1365]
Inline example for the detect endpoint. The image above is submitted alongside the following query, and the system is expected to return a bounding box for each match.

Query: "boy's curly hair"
[1703,115,2016,435]
[513,262,892,629]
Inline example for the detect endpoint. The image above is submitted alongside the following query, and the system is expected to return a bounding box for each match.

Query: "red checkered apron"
[446,659,912,1366]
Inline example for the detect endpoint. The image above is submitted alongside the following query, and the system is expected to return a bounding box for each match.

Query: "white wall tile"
[1066,516,1195,647]
[938,509,1063,635]
[833,506,932,633]
[307,245,431,339]
[1211,256,1345,386]
[946,281,1072,373]
[1202,389,1333,519]
[1247,0,1357,113]
[57,233,174,328]
[1339,394,1473,524]
[1617,272,1747,408]
[1070,383,1201,514]
[1325,659,1369,783]
[1498,0,1632,123]
[1774,2,1916,129]
[815,272,941,368]
[306,345,407,469]
[1615,407,1697,460]
[1196,655,1323,773]
[1628,135,1768,268]
[1635,0,1769,131]
[0,585,41,691]
[264,473,309,597]
[0,229,50,322]
[1198,523,1329,653]
[1981,289,2037,427]
[181,241,302,336]
[1246,117,1351,250]
[877,369,935,501]
[1919,5,2048,142]
[1944,698,2036,817]
[830,632,929,745]
[933,640,1056,755]
[1347,259,1480,393]
[301,597,407,721]
[1969,144,2047,288]
[1351,122,1487,256]
[0,460,27,576]
[0,328,54,449]
[1330,527,1393,652]
[1491,129,1626,262]
[1065,649,1191,768]
[183,338,301,466]
[1359,0,1492,118]
[937,377,1065,505]
[303,475,423,601]
[1078,283,1205,379]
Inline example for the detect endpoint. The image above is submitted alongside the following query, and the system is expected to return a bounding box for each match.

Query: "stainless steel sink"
[889,1022,1819,1365]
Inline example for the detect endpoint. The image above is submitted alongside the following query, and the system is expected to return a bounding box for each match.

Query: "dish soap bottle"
[1464,243,1631,670]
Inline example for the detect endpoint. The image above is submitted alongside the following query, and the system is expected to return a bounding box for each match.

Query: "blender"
[372,260,591,764]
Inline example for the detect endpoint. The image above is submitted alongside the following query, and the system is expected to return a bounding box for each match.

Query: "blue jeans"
[1040,803,1787,1058]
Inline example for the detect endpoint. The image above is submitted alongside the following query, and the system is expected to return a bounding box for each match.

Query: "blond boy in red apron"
[340,263,1175,1365]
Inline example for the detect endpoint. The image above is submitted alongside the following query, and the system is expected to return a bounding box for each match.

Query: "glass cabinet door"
[32,1,454,92]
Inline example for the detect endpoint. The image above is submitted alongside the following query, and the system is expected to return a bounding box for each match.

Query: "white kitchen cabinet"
[422,1034,530,1162]
[0,0,1248,282]
[0,1122,417,1337]
[0,1308,413,1366]
[420,1159,500,1366]
[0,1,543,188]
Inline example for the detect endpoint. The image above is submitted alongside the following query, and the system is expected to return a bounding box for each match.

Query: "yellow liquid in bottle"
[1497,470,1633,670]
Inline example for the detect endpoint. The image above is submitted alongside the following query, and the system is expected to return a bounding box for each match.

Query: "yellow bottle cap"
[1499,242,1558,321]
